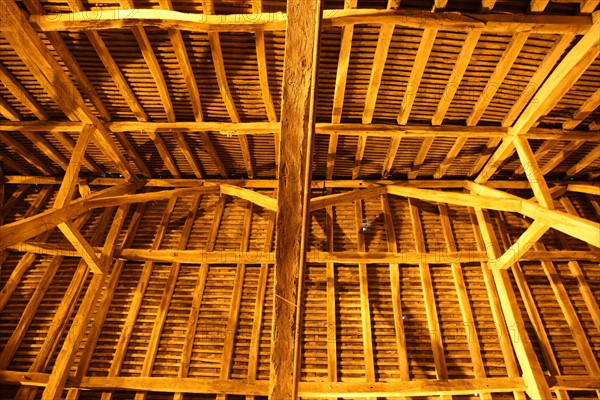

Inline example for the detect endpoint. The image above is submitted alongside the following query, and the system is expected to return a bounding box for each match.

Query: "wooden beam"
[492,219,549,270]
[247,196,276,400]
[324,202,337,386]
[513,135,555,209]
[0,152,30,175]
[1,0,138,180]
[566,183,600,196]
[356,0,400,178]
[58,220,104,274]
[203,0,253,179]
[101,197,177,400]
[397,28,438,125]
[174,193,225,400]
[135,195,201,400]
[41,205,130,400]
[408,199,450,395]
[328,0,357,179]
[466,181,600,248]
[4,120,600,141]
[473,208,554,400]
[581,0,600,13]
[0,95,21,121]
[432,29,481,125]
[54,125,95,209]
[20,0,112,120]
[477,17,600,182]
[494,213,570,400]
[16,208,113,400]
[436,32,529,179]
[20,132,69,172]
[503,34,575,127]
[51,131,105,176]
[0,213,91,371]
[30,9,594,34]
[381,194,409,381]
[64,202,145,400]
[310,186,387,211]
[216,202,253,400]
[220,184,277,211]
[438,203,490,400]
[354,199,376,387]
[270,0,321,397]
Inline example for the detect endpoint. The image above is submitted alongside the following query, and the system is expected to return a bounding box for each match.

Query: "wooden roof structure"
[0,0,600,398]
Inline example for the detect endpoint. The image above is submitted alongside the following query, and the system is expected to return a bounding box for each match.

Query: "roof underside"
[0,0,599,399]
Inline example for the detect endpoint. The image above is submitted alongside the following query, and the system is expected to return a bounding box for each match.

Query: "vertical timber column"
[270,1,322,399]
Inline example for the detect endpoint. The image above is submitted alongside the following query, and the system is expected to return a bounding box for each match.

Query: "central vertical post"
[269,1,322,399]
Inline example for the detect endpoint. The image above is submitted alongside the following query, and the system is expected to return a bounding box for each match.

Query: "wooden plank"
[397,28,438,124]
[477,17,600,183]
[408,199,449,395]
[381,194,409,381]
[473,208,553,400]
[354,199,376,384]
[101,197,177,400]
[270,0,321,397]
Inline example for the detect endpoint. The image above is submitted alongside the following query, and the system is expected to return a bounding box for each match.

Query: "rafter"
[356,0,400,178]
[0,63,48,120]
[0,133,54,175]
[328,0,357,179]
[435,32,529,179]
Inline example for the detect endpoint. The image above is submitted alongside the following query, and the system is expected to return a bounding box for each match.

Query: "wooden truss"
[0,0,599,399]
